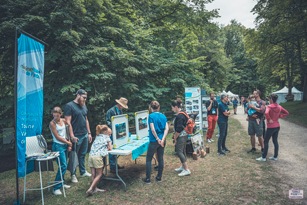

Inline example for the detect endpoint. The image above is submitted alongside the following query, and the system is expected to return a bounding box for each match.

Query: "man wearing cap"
[65,89,92,183]
[106,97,128,173]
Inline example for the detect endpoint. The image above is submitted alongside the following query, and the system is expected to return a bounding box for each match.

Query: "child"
[87,125,112,195]
[247,95,261,125]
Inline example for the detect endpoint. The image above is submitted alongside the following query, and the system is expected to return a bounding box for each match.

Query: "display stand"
[201,96,210,132]
[135,110,149,140]
[185,87,202,133]
[111,114,130,148]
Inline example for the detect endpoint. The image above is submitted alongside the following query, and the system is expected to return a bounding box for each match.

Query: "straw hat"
[115,97,128,109]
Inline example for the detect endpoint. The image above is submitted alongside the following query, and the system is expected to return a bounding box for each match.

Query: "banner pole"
[14,27,20,204]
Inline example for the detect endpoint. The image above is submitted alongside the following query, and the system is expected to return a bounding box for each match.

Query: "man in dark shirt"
[246,90,266,153]
[106,97,128,173]
[205,93,219,143]
[217,94,230,156]
[64,89,92,183]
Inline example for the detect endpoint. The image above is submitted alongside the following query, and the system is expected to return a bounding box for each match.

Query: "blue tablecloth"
[114,136,149,160]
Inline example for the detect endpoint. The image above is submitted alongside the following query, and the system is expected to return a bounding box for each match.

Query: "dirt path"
[232,106,307,203]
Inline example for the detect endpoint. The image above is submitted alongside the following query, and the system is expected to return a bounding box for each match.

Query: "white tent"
[272,86,303,104]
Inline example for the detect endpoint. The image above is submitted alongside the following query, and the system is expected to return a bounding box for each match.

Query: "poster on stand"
[111,114,129,148]
[202,96,210,131]
[191,133,205,155]
[135,110,149,140]
[185,87,202,133]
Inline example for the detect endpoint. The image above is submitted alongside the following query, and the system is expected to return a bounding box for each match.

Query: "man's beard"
[211,97,214,100]
[78,98,86,106]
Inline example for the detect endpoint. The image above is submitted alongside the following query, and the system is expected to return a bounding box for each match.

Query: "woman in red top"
[256,94,289,161]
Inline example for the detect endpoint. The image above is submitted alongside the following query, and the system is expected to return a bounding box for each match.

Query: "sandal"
[94,188,106,193]
[86,189,94,196]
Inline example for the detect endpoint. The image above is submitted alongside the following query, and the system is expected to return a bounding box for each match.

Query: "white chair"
[23,135,65,205]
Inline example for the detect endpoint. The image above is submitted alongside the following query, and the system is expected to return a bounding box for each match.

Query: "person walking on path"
[232,97,238,115]
[172,98,191,177]
[217,94,231,156]
[106,97,128,173]
[256,94,289,162]
[142,101,169,184]
[246,90,266,154]
[205,93,219,143]
[64,89,92,183]
[50,107,72,195]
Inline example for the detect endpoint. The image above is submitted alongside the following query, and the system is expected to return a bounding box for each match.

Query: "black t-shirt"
[64,101,88,137]
[205,100,218,115]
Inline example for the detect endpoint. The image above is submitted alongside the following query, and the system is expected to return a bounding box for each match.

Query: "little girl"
[87,125,112,195]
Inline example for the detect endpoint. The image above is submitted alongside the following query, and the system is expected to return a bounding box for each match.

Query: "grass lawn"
[0,117,295,204]
[279,101,307,127]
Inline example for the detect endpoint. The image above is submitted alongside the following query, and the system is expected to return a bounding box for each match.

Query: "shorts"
[233,105,237,109]
[248,120,263,137]
[88,155,104,169]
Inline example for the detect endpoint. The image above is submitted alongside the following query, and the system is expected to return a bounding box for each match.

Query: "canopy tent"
[272,86,303,104]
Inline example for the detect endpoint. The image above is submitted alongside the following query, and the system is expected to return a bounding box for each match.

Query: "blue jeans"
[109,134,116,169]
[73,133,88,175]
[217,122,228,152]
[146,141,166,179]
[52,142,68,190]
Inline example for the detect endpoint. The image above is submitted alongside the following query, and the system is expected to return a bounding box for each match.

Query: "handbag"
[67,143,79,174]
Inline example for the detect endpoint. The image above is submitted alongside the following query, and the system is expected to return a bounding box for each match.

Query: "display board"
[111,114,130,148]
[135,110,149,140]
[185,87,202,133]
[191,133,205,155]
[202,96,210,131]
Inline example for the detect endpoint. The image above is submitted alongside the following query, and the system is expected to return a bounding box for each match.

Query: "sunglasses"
[82,96,87,100]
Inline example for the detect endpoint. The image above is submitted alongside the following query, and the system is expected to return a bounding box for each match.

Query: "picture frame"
[111,114,129,148]
[135,110,149,140]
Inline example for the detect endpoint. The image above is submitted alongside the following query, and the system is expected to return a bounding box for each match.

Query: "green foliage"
[0,0,231,148]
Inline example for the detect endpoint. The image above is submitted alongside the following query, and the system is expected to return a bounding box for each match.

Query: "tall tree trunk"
[297,40,307,102]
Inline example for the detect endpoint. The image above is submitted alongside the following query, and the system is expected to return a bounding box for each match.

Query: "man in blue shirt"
[217,94,230,156]
[106,97,128,173]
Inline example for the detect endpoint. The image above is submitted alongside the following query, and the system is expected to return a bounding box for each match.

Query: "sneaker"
[216,134,220,137]
[81,171,91,178]
[175,166,184,172]
[142,178,151,184]
[269,157,278,161]
[53,189,62,195]
[247,148,256,153]
[71,175,78,183]
[222,148,230,153]
[155,176,162,182]
[206,139,211,143]
[217,151,225,156]
[63,184,71,189]
[178,169,191,177]
[210,139,214,142]
[256,157,266,162]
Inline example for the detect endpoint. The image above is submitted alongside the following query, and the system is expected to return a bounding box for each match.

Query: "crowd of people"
[49,88,289,196]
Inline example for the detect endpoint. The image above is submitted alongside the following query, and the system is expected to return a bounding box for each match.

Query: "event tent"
[272,86,303,104]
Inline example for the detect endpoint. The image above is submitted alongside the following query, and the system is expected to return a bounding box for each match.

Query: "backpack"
[178,111,196,134]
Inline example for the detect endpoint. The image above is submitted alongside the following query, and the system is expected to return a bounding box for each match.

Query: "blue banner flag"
[17,34,44,177]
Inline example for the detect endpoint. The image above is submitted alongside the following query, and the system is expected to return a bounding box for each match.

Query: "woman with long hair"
[50,107,72,195]
[172,98,191,177]
[256,94,289,161]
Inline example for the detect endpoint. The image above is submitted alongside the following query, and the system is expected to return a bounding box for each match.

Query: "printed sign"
[17,34,44,177]
[289,189,303,199]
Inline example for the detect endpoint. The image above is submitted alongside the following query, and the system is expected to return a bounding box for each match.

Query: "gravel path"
[232,106,307,203]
